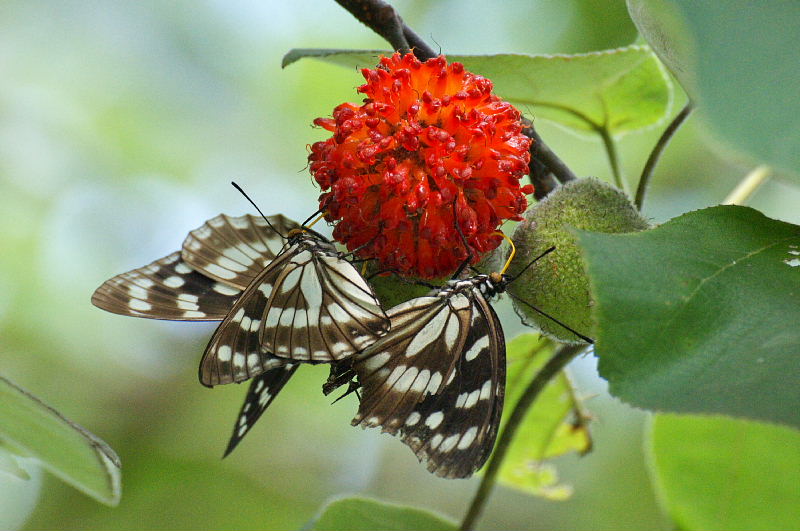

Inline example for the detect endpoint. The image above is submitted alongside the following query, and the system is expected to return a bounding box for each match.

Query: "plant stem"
[722,165,772,205]
[598,126,626,195]
[334,0,436,60]
[459,344,587,531]
[634,103,694,210]
[525,124,578,188]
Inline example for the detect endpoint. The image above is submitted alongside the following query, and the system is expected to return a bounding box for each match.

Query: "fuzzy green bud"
[508,178,650,343]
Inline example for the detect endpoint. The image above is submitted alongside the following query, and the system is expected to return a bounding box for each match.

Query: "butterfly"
[92,210,390,454]
[324,238,592,479]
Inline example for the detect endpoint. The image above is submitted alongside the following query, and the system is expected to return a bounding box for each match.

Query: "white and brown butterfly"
[325,246,592,479]
[92,211,390,453]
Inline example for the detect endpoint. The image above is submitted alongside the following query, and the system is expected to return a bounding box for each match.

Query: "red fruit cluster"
[309,53,533,279]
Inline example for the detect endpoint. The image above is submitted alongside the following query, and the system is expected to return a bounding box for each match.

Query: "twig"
[334,0,436,60]
[459,344,587,531]
[634,103,694,210]
[524,122,578,191]
[722,165,771,205]
[529,157,560,200]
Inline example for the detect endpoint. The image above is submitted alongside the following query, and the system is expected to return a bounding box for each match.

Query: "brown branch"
[523,121,578,197]
[334,0,436,60]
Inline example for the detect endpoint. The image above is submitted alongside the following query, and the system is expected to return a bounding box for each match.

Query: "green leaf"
[649,414,800,531]
[310,497,457,531]
[283,46,672,135]
[492,334,591,500]
[627,0,800,175]
[577,205,800,428]
[0,375,121,506]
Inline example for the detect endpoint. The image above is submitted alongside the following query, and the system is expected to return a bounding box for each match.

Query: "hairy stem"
[634,103,694,210]
[334,0,436,60]
[460,344,587,531]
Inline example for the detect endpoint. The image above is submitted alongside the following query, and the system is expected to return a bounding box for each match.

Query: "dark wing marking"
[198,251,295,386]
[224,363,299,456]
[91,252,241,321]
[261,251,390,362]
[182,214,299,290]
[351,289,505,479]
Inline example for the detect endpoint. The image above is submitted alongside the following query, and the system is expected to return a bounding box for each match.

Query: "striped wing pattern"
[198,251,294,386]
[262,251,390,362]
[182,213,299,290]
[348,284,506,479]
[91,251,242,321]
[224,363,299,456]
[198,237,390,385]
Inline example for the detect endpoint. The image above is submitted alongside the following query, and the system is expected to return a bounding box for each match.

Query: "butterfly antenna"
[507,291,594,344]
[506,246,556,282]
[491,231,516,275]
[301,210,324,228]
[230,181,284,240]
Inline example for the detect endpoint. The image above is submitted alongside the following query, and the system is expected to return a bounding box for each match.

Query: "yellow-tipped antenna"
[305,211,327,230]
[492,231,516,275]
[361,260,368,276]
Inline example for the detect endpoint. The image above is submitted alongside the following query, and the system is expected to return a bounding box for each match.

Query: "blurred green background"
[1,1,797,529]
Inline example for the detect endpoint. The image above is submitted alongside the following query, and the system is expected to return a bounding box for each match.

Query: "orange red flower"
[309,53,533,279]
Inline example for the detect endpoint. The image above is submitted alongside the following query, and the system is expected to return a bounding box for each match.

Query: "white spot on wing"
[439,434,460,453]
[405,412,421,426]
[424,371,442,395]
[406,308,448,357]
[425,411,444,429]
[457,427,478,450]
[127,285,148,299]
[393,367,419,393]
[129,299,152,311]
[449,293,471,311]
[410,369,430,393]
[478,380,492,401]
[164,275,185,288]
[204,263,237,280]
[213,282,240,296]
[465,335,490,361]
[218,346,232,362]
[280,267,302,294]
[363,351,391,372]
[444,313,461,348]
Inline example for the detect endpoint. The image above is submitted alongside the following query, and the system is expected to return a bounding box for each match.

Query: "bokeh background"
[1,1,797,529]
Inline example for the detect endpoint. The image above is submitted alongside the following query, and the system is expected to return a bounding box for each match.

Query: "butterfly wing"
[91,251,241,320]
[351,288,506,479]
[92,213,296,320]
[182,213,299,290]
[223,362,299,456]
[198,250,295,386]
[261,246,390,362]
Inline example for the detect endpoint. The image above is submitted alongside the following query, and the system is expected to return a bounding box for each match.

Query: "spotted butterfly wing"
[338,278,506,479]
[199,232,390,386]
[224,363,299,456]
[91,251,241,320]
[91,213,298,320]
